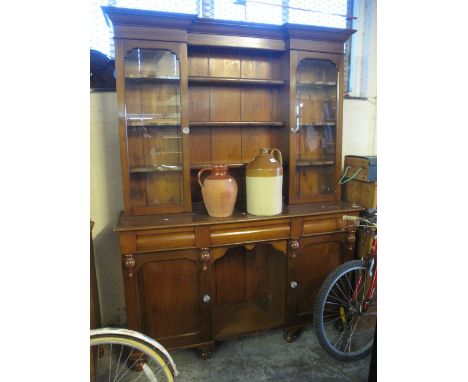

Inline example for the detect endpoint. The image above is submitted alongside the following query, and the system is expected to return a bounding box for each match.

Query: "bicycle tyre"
[314,260,376,362]
[90,328,178,382]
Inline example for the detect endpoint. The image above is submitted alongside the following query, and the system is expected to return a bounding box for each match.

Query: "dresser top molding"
[102,6,356,45]
[115,201,363,232]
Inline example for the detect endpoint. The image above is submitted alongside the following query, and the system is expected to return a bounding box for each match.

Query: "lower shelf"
[213,299,283,340]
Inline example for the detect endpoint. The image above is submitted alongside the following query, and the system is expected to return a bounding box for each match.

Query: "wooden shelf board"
[125,76,180,84]
[190,163,246,170]
[189,121,284,127]
[213,299,283,340]
[188,76,285,86]
[296,160,335,166]
[127,121,181,127]
[300,122,336,126]
[297,81,336,87]
[129,165,183,174]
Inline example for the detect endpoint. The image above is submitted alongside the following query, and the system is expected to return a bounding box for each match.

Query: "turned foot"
[283,330,298,343]
[196,344,214,360]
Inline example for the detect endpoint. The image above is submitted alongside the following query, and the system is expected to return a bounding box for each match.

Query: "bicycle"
[90,327,179,381]
[313,211,377,361]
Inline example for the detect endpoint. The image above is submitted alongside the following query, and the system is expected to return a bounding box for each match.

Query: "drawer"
[303,217,345,236]
[211,223,290,246]
[136,230,196,252]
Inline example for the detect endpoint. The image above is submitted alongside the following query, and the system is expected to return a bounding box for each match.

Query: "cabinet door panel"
[139,259,201,339]
[295,241,343,316]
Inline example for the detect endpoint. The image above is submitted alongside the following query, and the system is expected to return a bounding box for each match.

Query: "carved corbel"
[289,239,300,259]
[200,248,210,271]
[123,254,136,278]
[346,226,357,253]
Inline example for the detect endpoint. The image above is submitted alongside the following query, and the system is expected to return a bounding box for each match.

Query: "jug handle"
[197,167,212,189]
[271,149,283,165]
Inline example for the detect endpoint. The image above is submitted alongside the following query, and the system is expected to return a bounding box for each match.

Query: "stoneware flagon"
[198,165,238,217]
[246,148,283,216]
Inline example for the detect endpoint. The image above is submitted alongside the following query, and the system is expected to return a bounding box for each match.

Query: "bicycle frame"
[351,233,377,313]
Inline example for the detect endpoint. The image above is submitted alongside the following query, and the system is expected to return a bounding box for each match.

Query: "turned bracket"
[346,227,357,253]
[289,239,300,258]
[123,254,136,278]
[200,248,210,271]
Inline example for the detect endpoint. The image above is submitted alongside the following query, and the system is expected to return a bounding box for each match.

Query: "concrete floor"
[171,326,371,381]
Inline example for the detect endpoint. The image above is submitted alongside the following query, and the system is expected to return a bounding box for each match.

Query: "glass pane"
[295,59,337,198]
[124,48,183,209]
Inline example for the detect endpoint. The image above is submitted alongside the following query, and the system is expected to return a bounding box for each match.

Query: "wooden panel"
[213,299,282,339]
[241,127,279,163]
[210,127,242,164]
[145,172,183,207]
[188,47,209,76]
[129,174,147,208]
[209,48,240,77]
[287,39,343,54]
[214,247,245,303]
[209,87,241,121]
[143,127,182,167]
[190,127,211,164]
[296,241,344,316]
[302,218,344,236]
[240,50,274,79]
[136,231,195,251]
[139,259,201,338]
[211,224,290,245]
[296,166,335,198]
[341,179,377,209]
[245,246,267,301]
[188,33,285,51]
[114,25,187,42]
[241,88,277,122]
[188,86,210,121]
[127,127,145,168]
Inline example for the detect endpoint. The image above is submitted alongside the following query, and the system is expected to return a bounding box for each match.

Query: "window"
[90,1,350,58]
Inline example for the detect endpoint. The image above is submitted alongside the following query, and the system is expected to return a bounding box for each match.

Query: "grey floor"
[170,326,371,382]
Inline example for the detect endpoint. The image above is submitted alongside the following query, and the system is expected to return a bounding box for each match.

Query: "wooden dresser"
[103,6,360,358]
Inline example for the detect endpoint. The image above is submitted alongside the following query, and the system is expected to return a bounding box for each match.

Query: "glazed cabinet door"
[115,39,191,215]
[289,51,343,204]
[123,249,210,350]
[285,233,350,331]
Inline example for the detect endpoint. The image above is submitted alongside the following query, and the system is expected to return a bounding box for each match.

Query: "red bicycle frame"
[351,235,377,312]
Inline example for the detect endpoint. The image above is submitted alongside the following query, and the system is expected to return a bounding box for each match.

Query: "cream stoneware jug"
[246,148,283,216]
[198,165,238,217]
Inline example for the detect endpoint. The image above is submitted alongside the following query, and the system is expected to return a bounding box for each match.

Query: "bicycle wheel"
[314,260,377,362]
[90,328,178,382]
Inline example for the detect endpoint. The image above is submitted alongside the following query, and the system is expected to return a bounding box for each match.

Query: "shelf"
[190,163,246,170]
[296,160,335,166]
[189,121,284,127]
[125,76,180,84]
[213,299,282,340]
[188,76,285,86]
[129,165,182,174]
[297,81,336,87]
[300,122,336,126]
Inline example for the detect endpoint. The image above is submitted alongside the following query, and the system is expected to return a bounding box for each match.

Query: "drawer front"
[136,231,196,252]
[211,224,290,246]
[303,217,345,236]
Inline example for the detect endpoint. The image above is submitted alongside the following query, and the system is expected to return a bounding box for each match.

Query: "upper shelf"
[297,81,336,87]
[188,76,285,86]
[189,121,285,127]
[125,76,180,84]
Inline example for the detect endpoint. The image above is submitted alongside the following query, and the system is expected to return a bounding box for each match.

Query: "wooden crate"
[341,178,377,209]
[344,155,377,182]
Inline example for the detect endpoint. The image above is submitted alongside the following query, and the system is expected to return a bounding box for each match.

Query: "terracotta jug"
[198,165,238,217]
[246,148,283,216]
